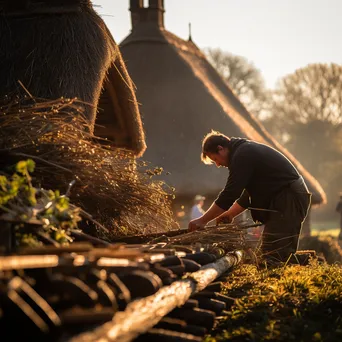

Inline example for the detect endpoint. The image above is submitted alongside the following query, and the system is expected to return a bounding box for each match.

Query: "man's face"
[206,146,229,167]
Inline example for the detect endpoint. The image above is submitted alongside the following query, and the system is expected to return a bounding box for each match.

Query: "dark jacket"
[215,138,302,220]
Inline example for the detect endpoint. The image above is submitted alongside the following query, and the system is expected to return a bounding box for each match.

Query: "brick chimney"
[129,0,164,30]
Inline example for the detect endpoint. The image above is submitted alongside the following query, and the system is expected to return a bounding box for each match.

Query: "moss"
[207,261,342,341]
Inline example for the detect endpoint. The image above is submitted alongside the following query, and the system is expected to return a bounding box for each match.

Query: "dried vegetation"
[0,96,176,238]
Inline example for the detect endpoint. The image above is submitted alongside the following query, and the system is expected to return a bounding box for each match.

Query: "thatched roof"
[119,0,326,205]
[0,0,145,156]
[96,28,146,156]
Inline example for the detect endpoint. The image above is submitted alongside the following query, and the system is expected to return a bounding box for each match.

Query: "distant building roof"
[120,0,326,204]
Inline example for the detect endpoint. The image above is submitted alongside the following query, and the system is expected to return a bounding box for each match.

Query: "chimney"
[129,0,165,31]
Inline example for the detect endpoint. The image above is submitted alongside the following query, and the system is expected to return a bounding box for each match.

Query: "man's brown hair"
[201,130,230,164]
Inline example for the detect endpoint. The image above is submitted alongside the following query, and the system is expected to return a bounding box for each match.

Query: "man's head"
[201,130,230,167]
[194,194,205,206]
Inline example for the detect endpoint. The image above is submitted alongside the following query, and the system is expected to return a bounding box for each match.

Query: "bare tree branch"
[205,48,270,119]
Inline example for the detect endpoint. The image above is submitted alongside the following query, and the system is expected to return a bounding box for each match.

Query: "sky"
[95,0,342,89]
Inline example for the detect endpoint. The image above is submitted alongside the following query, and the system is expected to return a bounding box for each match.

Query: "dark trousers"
[338,216,342,240]
[260,177,311,263]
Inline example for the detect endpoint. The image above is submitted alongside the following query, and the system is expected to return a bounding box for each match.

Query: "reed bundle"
[160,223,261,252]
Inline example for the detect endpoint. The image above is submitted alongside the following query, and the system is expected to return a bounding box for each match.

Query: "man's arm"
[236,189,251,209]
[188,203,225,231]
[216,201,246,225]
[188,145,255,232]
[215,147,255,211]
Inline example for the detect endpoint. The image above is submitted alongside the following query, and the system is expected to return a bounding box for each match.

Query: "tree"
[271,63,342,125]
[266,63,342,170]
[205,48,270,118]
[265,63,342,219]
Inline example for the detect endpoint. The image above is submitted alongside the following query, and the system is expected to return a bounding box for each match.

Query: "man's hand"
[188,218,206,232]
[216,211,233,225]
[215,202,245,226]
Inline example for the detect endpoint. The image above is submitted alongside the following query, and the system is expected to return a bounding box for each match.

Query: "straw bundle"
[0,96,176,238]
[159,223,260,252]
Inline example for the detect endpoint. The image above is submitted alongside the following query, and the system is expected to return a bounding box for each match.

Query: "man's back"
[233,139,299,193]
[216,138,301,211]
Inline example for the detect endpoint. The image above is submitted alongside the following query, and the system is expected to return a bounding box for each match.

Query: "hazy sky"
[95,0,342,88]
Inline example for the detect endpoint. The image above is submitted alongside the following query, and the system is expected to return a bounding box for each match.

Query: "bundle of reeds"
[161,223,260,252]
[0,96,176,239]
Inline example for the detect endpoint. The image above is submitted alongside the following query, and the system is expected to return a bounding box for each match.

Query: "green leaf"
[16,160,28,174]
[0,175,7,190]
[27,188,37,206]
[26,159,35,173]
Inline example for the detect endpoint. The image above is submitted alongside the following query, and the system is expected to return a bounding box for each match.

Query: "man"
[336,193,342,240]
[188,131,311,264]
[190,195,206,220]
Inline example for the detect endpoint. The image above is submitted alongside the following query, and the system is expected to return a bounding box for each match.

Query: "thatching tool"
[247,207,279,213]
[203,222,262,230]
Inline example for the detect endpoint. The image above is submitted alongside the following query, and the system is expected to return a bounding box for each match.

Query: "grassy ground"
[206,262,342,342]
[311,220,340,237]
[312,228,340,237]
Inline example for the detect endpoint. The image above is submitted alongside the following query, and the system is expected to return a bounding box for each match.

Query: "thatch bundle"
[154,223,261,253]
[0,96,176,238]
[165,226,245,251]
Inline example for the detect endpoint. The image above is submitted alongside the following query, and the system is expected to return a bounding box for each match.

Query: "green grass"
[312,228,340,237]
[206,262,342,341]
[311,220,340,238]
